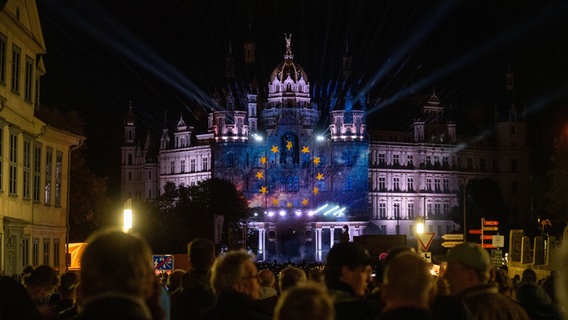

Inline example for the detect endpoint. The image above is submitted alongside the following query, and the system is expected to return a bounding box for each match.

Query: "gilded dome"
[269,34,308,83]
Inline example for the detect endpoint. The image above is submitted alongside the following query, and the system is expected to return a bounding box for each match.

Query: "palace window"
[378,153,385,166]
[0,33,6,83]
[24,56,33,102]
[379,203,386,219]
[379,177,386,191]
[407,155,413,166]
[393,177,400,191]
[55,152,62,206]
[45,148,53,204]
[11,45,20,92]
[393,154,400,166]
[33,143,41,201]
[9,133,17,195]
[407,203,414,219]
[23,138,30,198]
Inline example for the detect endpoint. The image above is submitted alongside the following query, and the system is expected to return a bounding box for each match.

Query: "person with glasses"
[200,249,270,320]
[324,242,376,320]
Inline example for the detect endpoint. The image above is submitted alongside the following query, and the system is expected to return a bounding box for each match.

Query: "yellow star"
[260,156,267,165]
[272,198,279,206]
[302,199,309,206]
[313,157,321,165]
[286,202,293,208]
[313,187,319,195]
[286,140,293,150]
[256,171,264,179]
[271,145,279,153]
[316,173,324,180]
[301,146,310,153]
[260,186,268,194]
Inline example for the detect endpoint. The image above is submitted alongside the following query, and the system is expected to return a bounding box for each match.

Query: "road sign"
[417,232,435,251]
[469,229,482,235]
[483,226,499,232]
[483,220,499,226]
[420,251,432,263]
[442,234,464,241]
[153,255,174,271]
[492,235,505,248]
[441,241,463,248]
[491,249,503,266]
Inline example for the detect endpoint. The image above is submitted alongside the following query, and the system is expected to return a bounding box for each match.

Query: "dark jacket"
[328,282,376,320]
[459,284,530,320]
[170,270,215,320]
[199,291,271,320]
[516,282,562,320]
[0,276,41,320]
[76,293,152,320]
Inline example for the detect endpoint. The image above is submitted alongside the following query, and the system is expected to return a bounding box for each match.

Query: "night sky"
[35,0,568,195]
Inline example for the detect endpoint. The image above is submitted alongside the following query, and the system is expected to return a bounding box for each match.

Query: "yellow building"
[0,0,83,276]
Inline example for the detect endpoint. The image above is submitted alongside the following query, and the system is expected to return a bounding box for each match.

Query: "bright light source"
[254,212,258,217]
[123,198,133,233]
[416,222,424,234]
[323,205,340,216]
[254,135,263,142]
[308,211,315,216]
[268,211,275,217]
[316,135,325,141]
[313,204,329,214]
[123,208,132,233]
[295,210,302,217]
[279,210,286,217]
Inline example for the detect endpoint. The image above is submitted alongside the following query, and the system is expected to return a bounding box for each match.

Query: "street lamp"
[123,198,133,233]
[460,177,467,241]
[416,216,424,252]
[416,218,425,234]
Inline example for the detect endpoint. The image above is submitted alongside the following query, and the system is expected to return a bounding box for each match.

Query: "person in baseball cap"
[440,242,491,274]
[440,242,530,320]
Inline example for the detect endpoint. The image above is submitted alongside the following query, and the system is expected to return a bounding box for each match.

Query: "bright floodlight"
[295,210,302,217]
[308,211,315,216]
[279,210,286,217]
[123,208,132,233]
[253,133,263,142]
[268,211,275,217]
[123,198,133,233]
[316,135,325,141]
[416,222,424,234]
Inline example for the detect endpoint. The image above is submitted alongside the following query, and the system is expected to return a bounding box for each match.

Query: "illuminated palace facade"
[121,35,530,262]
[0,0,84,276]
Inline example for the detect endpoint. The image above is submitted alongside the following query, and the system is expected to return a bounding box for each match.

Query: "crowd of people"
[1,227,568,319]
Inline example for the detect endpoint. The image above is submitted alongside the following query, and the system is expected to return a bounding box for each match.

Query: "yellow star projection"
[271,145,279,153]
[301,146,310,153]
[260,186,268,194]
[260,156,267,165]
[313,157,321,165]
[316,173,324,180]
[255,171,264,179]
[313,187,319,195]
[286,202,293,208]
[302,199,309,206]
[272,198,279,206]
[286,140,293,150]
